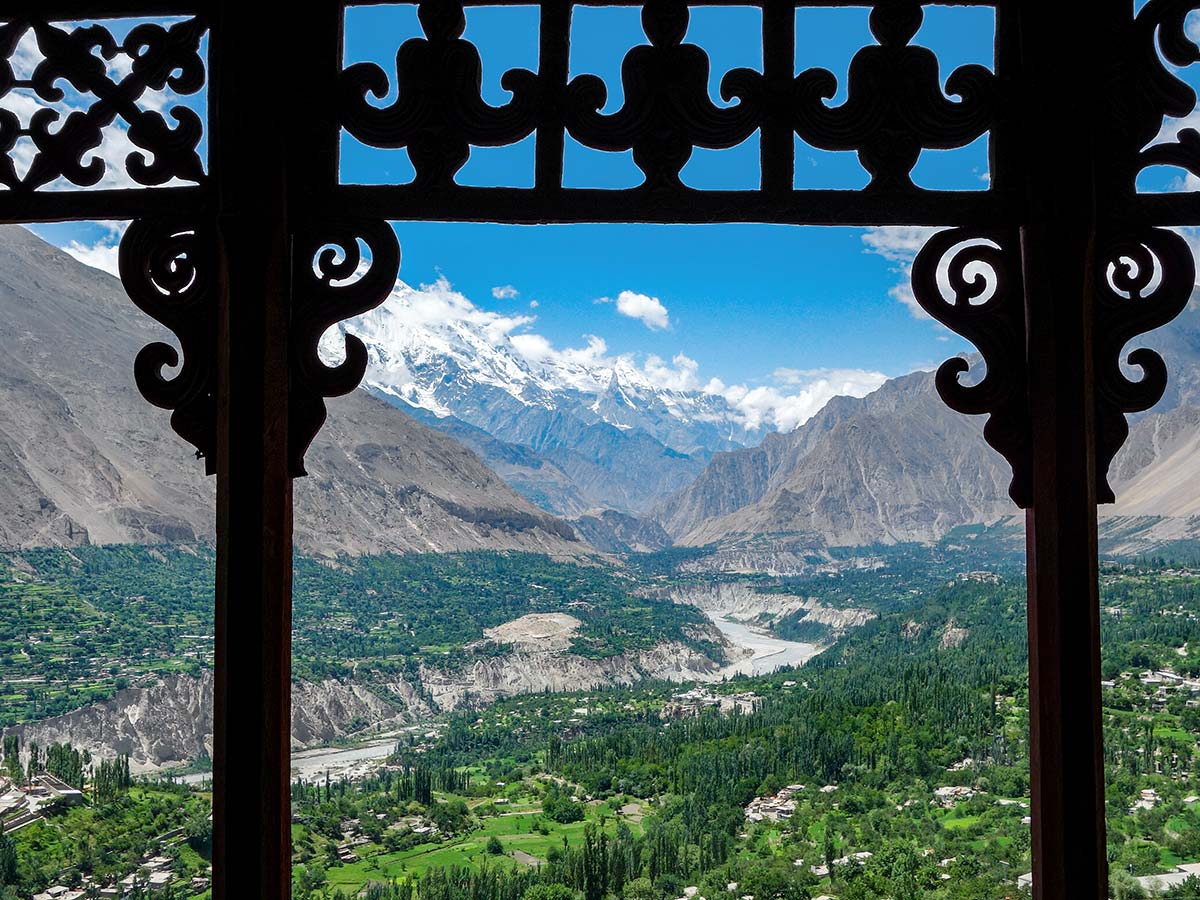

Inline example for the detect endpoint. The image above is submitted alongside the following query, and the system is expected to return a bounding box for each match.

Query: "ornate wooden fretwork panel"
[0,16,206,192]
[334,0,1011,226]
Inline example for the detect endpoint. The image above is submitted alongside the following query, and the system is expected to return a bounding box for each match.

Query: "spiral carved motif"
[0,17,206,191]
[911,228,1030,507]
[913,226,1195,508]
[1094,227,1195,502]
[118,218,218,474]
[290,219,401,477]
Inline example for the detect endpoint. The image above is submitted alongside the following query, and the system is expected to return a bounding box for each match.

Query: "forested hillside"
[0,548,723,729]
[258,553,1200,900]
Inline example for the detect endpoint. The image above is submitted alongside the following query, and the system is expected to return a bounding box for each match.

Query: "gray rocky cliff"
[0,226,585,557]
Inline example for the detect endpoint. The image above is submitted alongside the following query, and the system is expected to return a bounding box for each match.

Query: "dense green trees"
[13,541,1200,900]
[1,547,724,726]
[297,556,1200,900]
[0,833,16,886]
[2,736,19,783]
[44,743,85,789]
[10,783,208,896]
[92,754,133,803]
[542,786,585,824]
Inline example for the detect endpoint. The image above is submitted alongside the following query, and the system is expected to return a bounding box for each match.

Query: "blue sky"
[16,5,1200,422]
[334,3,996,386]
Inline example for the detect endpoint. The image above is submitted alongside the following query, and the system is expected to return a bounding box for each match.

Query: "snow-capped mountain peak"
[321,279,770,455]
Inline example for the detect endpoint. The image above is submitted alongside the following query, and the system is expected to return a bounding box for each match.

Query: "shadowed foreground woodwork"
[5,2,1200,898]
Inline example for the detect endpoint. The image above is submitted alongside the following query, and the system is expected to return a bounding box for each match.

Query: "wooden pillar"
[1016,4,1117,897]
[1023,229,1107,899]
[209,3,293,898]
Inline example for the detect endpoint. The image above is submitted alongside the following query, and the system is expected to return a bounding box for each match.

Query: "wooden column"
[1016,4,1117,897]
[209,3,293,898]
[1023,231,1107,900]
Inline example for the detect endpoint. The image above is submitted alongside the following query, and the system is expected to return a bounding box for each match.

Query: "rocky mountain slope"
[1100,402,1200,554]
[658,371,1015,548]
[568,509,673,555]
[1110,404,1200,518]
[657,307,1200,564]
[666,581,875,632]
[404,405,592,517]
[7,640,725,771]
[4,672,430,772]
[323,281,770,516]
[0,226,583,557]
[8,224,1200,567]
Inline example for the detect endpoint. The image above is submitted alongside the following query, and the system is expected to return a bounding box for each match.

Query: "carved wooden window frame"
[3,1,1198,897]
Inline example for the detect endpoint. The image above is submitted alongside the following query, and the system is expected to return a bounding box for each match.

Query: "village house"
[933,785,978,808]
[1137,861,1200,893]
[744,785,803,822]
[32,888,85,900]
[2,774,85,837]
[832,851,873,867]
[1131,788,1162,812]
[662,688,763,720]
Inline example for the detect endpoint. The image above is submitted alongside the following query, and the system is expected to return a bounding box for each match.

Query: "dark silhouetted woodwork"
[4,2,1200,898]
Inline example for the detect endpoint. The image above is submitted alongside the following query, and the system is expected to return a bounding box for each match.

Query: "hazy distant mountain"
[657,306,1200,562]
[322,282,770,515]
[658,371,1015,549]
[9,222,1200,565]
[0,227,583,557]
[569,509,673,555]
[402,405,594,517]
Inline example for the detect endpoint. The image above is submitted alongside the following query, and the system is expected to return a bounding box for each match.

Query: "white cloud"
[404,276,534,342]
[403,281,887,430]
[58,221,128,277]
[317,270,897,435]
[506,322,886,431]
[529,300,539,308]
[511,332,609,368]
[861,226,945,320]
[603,290,671,330]
[860,225,939,263]
[726,368,889,432]
[63,238,122,277]
[492,285,519,299]
[507,332,554,362]
[643,353,703,392]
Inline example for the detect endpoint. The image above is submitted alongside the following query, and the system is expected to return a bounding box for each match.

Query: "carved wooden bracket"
[910,229,1030,507]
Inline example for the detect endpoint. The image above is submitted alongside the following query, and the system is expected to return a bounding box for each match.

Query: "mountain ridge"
[10,224,1200,566]
[322,279,773,515]
[656,320,1200,565]
[0,226,585,558]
